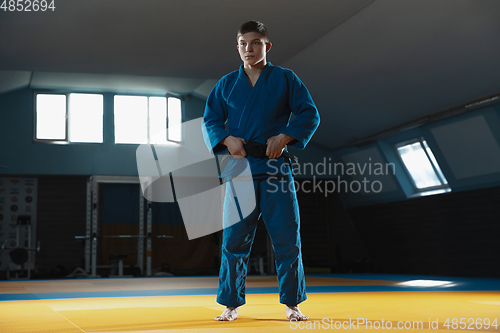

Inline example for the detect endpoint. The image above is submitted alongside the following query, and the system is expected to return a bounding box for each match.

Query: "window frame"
[113,93,183,145]
[33,91,69,144]
[33,91,104,145]
[166,94,183,143]
[33,91,183,145]
[394,137,451,195]
[113,94,150,145]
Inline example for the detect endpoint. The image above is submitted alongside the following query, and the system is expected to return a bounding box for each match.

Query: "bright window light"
[114,96,148,144]
[168,97,182,142]
[398,142,441,188]
[68,93,103,143]
[114,95,182,144]
[36,94,67,140]
[422,140,448,183]
[149,96,167,144]
[398,280,456,287]
[396,138,450,193]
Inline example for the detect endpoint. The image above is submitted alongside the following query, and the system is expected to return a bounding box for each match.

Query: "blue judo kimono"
[202,62,320,307]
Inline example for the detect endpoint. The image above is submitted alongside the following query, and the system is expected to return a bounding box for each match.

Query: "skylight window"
[395,138,450,195]
[36,93,103,143]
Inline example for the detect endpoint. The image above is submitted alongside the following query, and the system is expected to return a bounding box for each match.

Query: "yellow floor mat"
[1,291,499,332]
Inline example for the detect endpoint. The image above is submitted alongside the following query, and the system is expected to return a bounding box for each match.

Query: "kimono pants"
[217,173,307,307]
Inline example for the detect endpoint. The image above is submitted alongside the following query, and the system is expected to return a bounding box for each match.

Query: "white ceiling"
[1,0,499,149]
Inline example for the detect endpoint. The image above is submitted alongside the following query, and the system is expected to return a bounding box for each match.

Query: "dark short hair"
[237,20,269,42]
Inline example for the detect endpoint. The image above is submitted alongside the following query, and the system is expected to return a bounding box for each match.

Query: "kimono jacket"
[202,62,320,178]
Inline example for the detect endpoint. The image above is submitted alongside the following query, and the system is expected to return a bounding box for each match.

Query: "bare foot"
[214,306,239,321]
[286,304,308,321]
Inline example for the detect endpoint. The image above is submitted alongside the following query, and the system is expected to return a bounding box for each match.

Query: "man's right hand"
[222,136,247,158]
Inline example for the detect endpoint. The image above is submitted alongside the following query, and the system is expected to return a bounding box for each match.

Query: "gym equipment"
[75,176,173,277]
[0,214,41,279]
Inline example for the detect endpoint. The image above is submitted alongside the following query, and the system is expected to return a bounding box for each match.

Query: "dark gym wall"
[8,173,500,279]
[348,184,500,278]
[328,102,500,278]
[35,176,87,277]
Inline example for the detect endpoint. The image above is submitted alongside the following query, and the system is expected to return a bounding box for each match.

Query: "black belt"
[216,142,298,183]
[242,141,298,163]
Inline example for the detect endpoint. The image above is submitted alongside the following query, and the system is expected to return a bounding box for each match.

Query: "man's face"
[237,32,271,67]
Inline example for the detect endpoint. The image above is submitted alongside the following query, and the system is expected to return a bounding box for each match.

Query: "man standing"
[202,20,320,321]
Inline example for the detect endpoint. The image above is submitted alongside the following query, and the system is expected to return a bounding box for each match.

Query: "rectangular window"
[35,93,103,143]
[149,96,167,144]
[68,93,103,143]
[114,96,149,144]
[36,94,67,140]
[167,96,182,142]
[114,95,182,144]
[395,138,450,195]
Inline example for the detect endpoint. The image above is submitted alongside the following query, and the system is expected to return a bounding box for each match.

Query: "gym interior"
[1,1,500,332]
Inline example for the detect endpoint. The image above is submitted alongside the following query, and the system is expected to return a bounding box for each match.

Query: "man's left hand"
[266,134,294,159]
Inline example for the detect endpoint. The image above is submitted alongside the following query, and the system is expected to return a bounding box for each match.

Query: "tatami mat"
[0,275,398,294]
[1,275,499,332]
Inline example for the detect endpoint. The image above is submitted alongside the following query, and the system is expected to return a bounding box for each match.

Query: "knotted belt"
[243,141,298,164]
